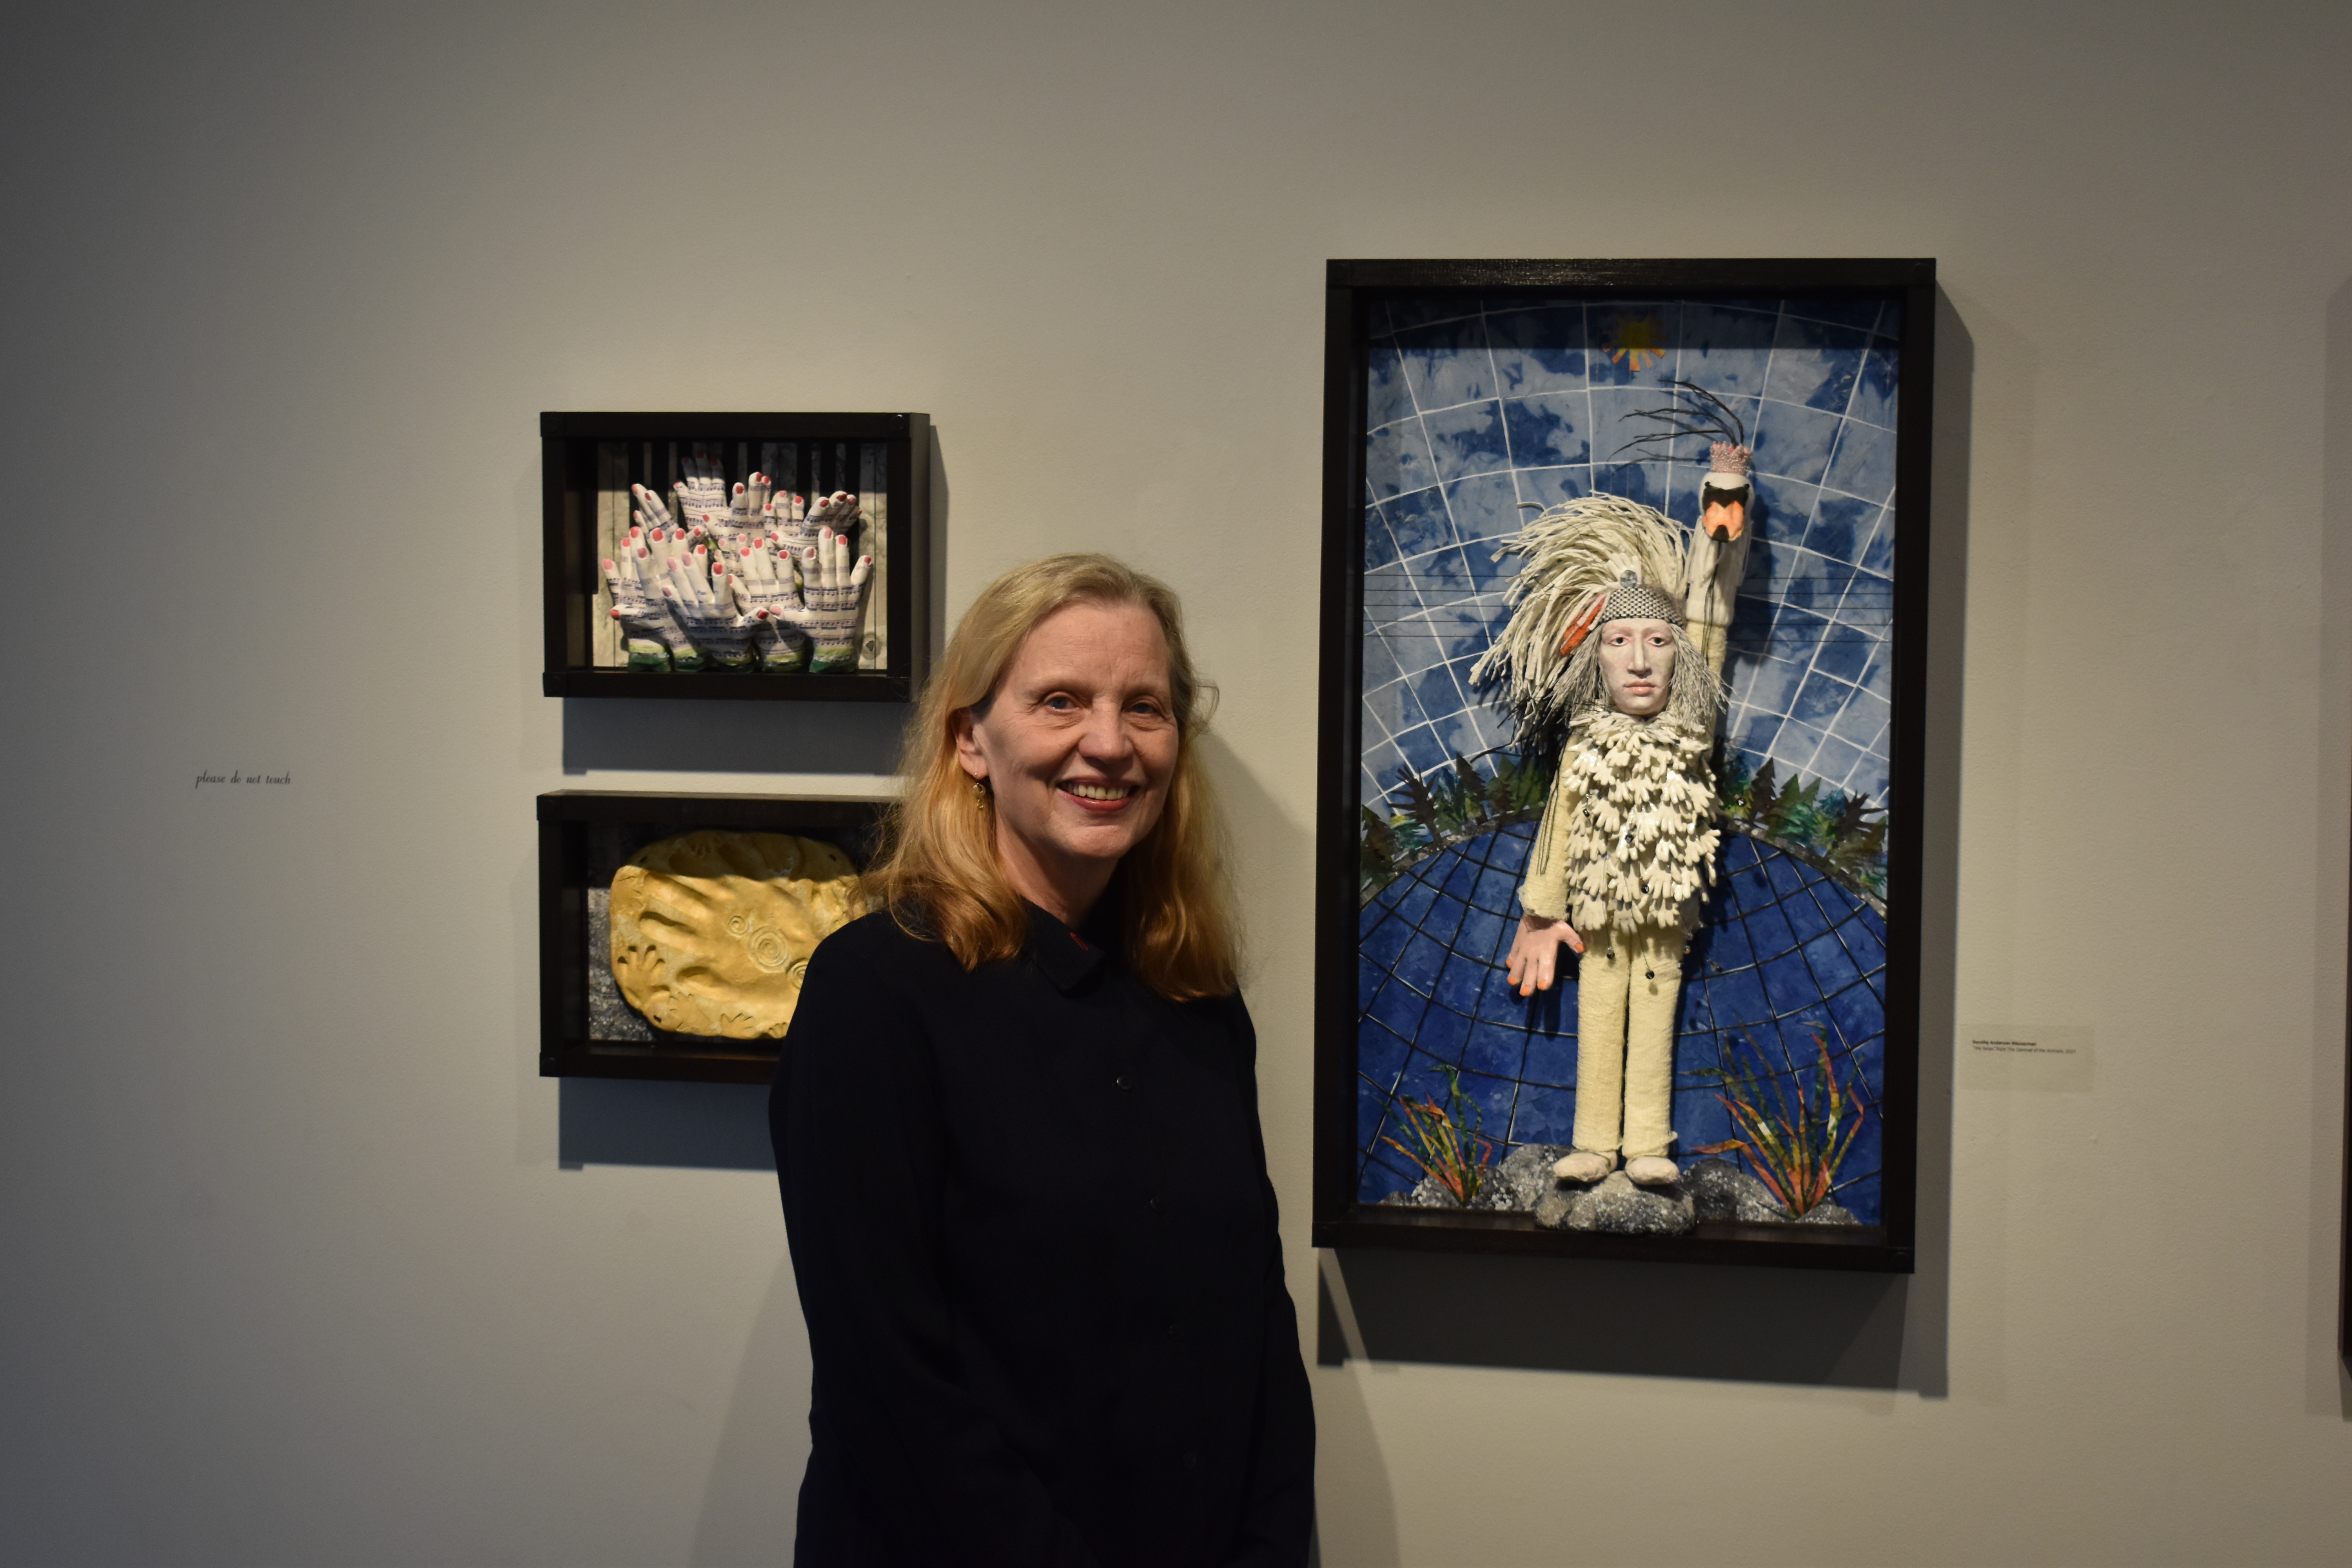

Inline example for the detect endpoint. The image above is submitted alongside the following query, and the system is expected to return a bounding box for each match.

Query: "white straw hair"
[1471,493,1691,742]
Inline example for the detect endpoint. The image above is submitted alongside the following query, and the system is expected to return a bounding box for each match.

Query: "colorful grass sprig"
[1690,1026,1867,1218]
[1379,1064,1495,1206]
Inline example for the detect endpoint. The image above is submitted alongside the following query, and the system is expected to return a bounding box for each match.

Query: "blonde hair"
[864,554,1240,1000]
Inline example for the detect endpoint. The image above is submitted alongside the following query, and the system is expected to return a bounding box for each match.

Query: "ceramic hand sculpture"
[671,446,731,544]
[698,471,778,569]
[610,485,757,670]
[777,488,860,559]
[752,526,873,673]
[1472,494,1726,1189]
[601,517,700,671]
[657,543,759,669]
[609,830,865,1038]
[733,535,813,671]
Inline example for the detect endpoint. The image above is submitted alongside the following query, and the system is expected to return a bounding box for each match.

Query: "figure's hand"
[1505,913,1584,996]
[656,544,759,670]
[600,535,696,671]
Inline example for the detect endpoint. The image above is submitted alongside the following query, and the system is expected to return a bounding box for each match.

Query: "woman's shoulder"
[812,906,947,971]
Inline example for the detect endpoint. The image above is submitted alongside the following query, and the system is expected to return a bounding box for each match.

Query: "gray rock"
[1682,1158,1792,1224]
[1563,1171,1696,1236]
[1532,1183,1585,1230]
[1376,1174,1462,1209]
[1469,1144,1572,1212]
[1798,1201,1860,1226]
[586,889,655,1042]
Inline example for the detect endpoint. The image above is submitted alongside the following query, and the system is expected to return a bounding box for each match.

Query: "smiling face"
[1597,617,1677,717]
[953,598,1180,925]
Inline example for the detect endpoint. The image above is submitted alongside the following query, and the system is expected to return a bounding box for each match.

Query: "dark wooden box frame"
[541,411,931,701]
[1312,259,1936,1273]
[538,790,889,1083]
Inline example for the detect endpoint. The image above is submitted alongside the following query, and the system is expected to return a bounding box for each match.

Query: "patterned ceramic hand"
[736,535,810,671]
[779,488,859,558]
[657,543,758,670]
[764,526,873,674]
[600,532,697,671]
[671,445,730,540]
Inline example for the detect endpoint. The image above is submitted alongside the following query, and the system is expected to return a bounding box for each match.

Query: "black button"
[1165,1322,1181,1338]
[1645,969,1655,979]
[1181,1452,1199,1469]
[1114,1074,1133,1090]
[1147,1196,1161,1212]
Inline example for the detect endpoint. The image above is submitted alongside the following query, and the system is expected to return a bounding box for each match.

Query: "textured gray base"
[1374,1151,1865,1231]
[1471,1143,1571,1211]
[1377,1174,1461,1209]
[1682,1157,1791,1223]
[585,888,655,1042]
[1536,1170,1697,1235]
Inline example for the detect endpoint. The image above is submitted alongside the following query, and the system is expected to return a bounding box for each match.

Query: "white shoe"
[1624,1156,1680,1187]
[1553,1150,1615,1183]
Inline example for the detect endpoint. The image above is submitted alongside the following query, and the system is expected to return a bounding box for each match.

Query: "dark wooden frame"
[538,790,889,1083]
[1312,258,1936,1273]
[541,412,931,701]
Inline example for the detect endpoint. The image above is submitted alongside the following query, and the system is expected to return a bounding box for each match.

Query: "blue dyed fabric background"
[1355,295,1899,1221]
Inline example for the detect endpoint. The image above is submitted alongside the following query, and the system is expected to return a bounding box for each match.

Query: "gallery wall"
[4,2,2350,1563]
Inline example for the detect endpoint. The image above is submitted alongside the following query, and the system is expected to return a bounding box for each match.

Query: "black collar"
[1024,900,1111,995]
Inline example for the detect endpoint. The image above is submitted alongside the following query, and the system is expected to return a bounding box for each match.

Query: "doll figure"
[1472,495,1726,1187]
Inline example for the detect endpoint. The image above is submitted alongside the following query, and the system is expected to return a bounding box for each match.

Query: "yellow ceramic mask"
[608,831,863,1039]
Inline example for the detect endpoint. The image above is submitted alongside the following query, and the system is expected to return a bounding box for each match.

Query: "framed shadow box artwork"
[539,791,888,1084]
[1313,260,1934,1271]
[541,412,931,702]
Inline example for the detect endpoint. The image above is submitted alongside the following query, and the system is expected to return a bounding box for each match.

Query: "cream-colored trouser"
[1572,922,1684,1161]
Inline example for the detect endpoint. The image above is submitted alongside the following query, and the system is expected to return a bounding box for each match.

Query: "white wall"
[4,2,2348,1563]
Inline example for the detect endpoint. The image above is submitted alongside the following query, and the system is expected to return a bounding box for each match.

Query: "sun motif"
[1603,313,1669,373]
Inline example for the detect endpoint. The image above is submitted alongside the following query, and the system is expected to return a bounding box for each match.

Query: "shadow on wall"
[1892,282,1972,1401]
[692,1255,814,1567]
[1320,1248,1911,1388]
[559,1078,776,1171]
[2326,276,2352,1414]
[561,699,904,776]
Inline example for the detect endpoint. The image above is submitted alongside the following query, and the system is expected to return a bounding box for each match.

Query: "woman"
[768,554,1314,1567]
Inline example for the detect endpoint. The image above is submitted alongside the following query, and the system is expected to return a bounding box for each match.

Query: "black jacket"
[769,903,1314,1567]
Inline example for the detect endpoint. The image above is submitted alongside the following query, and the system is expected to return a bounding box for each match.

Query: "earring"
[970,777,989,808]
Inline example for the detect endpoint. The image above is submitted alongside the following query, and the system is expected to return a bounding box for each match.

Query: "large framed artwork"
[1313,260,1934,1270]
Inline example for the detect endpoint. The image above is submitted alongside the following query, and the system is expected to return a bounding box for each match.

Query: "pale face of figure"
[1700,483,1749,542]
[1597,617,1676,717]
[954,599,1180,925]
